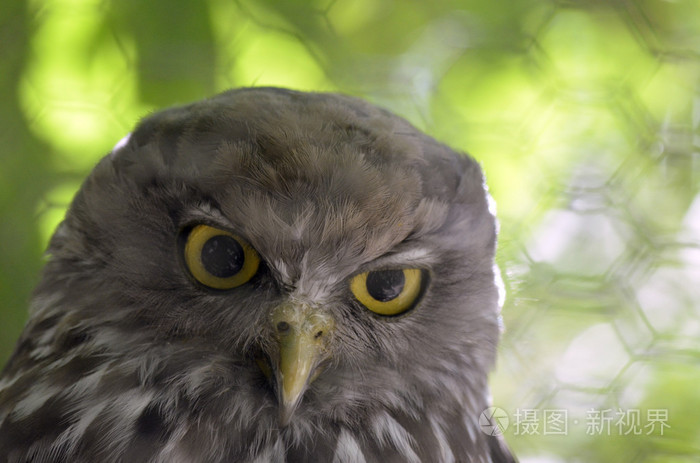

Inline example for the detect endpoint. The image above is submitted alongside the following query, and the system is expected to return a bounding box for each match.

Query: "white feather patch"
[332,428,366,463]
[429,415,455,463]
[370,412,420,463]
[11,383,61,419]
[109,133,132,158]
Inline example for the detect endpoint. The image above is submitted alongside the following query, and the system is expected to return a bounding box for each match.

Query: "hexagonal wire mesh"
[0,0,698,460]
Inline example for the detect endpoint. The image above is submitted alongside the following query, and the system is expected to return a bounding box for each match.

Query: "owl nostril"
[314,330,323,339]
[277,321,290,333]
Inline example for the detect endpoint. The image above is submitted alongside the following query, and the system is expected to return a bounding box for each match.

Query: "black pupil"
[366,270,405,302]
[200,235,244,278]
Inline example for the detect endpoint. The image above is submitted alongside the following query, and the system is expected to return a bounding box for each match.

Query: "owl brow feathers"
[177,199,444,277]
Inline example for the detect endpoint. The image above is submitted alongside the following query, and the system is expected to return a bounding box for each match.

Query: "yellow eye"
[183,225,260,290]
[350,268,423,316]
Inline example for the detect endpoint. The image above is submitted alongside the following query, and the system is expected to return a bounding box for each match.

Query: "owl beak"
[269,303,334,427]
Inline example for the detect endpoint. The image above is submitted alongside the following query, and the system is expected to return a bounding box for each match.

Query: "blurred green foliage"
[1,0,699,460]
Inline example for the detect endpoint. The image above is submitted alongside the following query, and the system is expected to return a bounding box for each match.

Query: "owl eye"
[350,268,423,316]
[183,224,260,290]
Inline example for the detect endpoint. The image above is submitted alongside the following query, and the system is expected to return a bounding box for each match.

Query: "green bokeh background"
[1,0,699,460]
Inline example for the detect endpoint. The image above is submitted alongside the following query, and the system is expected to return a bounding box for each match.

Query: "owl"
[0,87,515,462]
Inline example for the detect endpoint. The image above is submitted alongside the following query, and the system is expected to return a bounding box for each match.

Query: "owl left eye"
[183,224,260,290]
[350,268,423,316]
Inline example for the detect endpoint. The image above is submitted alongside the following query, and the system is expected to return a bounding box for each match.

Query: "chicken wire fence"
[0,0,699,460]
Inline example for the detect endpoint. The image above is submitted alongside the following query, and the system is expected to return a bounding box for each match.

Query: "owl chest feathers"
[0,309,497,462]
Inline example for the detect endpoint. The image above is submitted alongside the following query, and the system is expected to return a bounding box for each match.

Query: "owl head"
[2,87,509,460]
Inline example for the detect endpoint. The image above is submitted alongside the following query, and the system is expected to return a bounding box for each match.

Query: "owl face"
[1,88,509,460]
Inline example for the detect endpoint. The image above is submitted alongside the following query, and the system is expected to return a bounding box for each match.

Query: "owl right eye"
[183,224,260,290]
[350,268,423,316]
